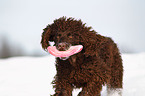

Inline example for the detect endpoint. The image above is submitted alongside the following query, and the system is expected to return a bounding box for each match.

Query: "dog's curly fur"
[41,17,123,96]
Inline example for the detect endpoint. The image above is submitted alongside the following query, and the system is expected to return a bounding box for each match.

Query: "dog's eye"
[57,34,61,39]
[69,35,73,39]
[57,36,60,39]
[67,33,73,38]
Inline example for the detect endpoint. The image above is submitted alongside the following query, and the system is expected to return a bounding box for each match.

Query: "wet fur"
[41,17,123,96]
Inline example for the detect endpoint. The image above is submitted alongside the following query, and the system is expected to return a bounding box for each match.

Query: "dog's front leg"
[78,81,102,96]
[52,79,73,96]
[52,89,71,96]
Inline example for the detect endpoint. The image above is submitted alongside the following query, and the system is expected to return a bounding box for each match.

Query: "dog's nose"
[57,42,70,51]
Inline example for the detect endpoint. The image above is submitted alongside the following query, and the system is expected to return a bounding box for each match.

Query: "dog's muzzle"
[56,42,71,51]
[56,42,71,60]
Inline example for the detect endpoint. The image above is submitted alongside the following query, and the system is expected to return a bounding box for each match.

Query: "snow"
[0,53,145,96]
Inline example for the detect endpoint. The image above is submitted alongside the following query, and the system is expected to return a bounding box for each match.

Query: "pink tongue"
[47,45,83,57]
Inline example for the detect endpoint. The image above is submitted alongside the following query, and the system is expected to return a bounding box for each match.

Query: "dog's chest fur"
[65,55,91,87]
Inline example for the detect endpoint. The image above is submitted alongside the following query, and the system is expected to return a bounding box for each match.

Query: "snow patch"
[107,88,122,96]
[0,53,145,96]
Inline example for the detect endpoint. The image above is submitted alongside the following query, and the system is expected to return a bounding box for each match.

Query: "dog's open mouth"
[47,45,83,60]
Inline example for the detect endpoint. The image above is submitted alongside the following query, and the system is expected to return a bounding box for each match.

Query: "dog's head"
[41,17,82,48]
[41,17,98,60]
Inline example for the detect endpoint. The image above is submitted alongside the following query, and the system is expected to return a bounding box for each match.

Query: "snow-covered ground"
[0,53,145,96]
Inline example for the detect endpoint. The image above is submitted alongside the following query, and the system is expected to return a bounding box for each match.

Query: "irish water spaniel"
[41,17,123,96]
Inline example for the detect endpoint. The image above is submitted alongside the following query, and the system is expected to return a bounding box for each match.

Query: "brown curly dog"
[41,17,123,96]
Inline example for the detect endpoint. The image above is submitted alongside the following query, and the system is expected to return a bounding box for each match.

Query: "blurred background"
[0,0,145,58]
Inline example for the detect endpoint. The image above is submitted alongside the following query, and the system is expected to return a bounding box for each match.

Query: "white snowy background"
[0,0,145,55]
[0,0,145,96]
[0,53,145,96]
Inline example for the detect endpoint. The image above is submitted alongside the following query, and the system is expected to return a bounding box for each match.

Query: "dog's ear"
[83,34,107,57]
[79,32,99,57]
[84,44,98,57]
[41,25,55,51]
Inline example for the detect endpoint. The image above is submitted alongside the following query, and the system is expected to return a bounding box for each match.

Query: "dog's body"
[41,17,123,96]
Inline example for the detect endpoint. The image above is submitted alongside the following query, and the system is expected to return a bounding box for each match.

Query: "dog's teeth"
[59,57,69,60]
